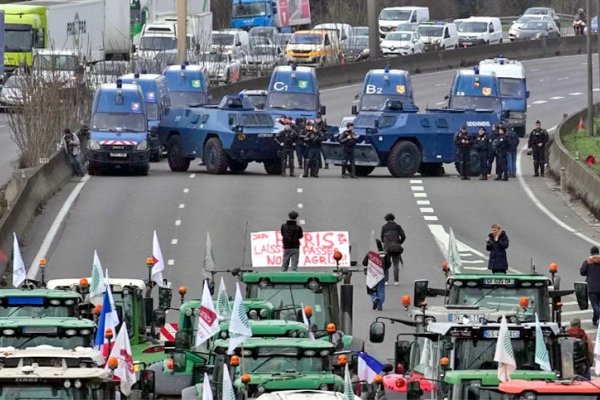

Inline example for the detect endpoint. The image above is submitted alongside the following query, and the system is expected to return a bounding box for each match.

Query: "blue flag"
[94,287,118,350]
[357,352,384,383]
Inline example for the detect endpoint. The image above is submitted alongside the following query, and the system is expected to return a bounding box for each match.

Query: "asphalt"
[0,114,18,186]
[15,53,600,364]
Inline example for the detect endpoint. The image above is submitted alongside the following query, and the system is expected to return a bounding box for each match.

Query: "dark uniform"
[487,124,500,176]
[454,127,473,180]
[302,122,323,178]
[494,128,510,181]
[294,118,307,168]
[473,127,491,180]
[275,124,298,176]
[338,123,359,178]
[314,116,329,169]
[527,121,549,177]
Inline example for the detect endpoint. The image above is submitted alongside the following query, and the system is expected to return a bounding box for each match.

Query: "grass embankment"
[562,117,600,176]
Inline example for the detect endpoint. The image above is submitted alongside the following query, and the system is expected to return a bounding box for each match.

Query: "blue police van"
[266,65,326,121]
[447,68,502,121]
[87,80,150,175]
[162,64,210,108]
[352,67,417,114]
[119,73,171,161]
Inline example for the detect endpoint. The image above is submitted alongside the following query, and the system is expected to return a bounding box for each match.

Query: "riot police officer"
[275,121,298,177]
[294,117,307,168]
[473,127,491,180]
[494,127,510,181]
[527,120,549,177]
[454,125,473,180]
[302,121,323,178]
[314,114,329,169]
[338,122,359,178]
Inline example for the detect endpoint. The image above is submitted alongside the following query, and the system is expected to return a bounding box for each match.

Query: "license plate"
[448,313,484,322]
[463,42,472,46]
[483,329,520,339]
[110,152,127,158]
[483,278,515,286]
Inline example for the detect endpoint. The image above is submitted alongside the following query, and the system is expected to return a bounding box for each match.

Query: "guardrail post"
[560,167,567,192]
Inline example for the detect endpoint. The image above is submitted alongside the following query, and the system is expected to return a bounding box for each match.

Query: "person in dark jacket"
[527,120,549,177]
[294,117,306,168]
[566,318,593,378]
[473,127,491,180]
[314,115,329,169]
[580,246,600,326]
[302,121,323,178]
[486,224,509,273]
[494,127,510,181]
[487,124,500,177]
[275,122,298,177]
[454,125,473,180]
[381,213,406,285]
[281,211,304,272]
[506,127,519,178]
[338,122,359,178]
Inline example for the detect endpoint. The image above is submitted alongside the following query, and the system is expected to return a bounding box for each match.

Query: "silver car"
[199,52,242,84]
[342,35,370,62]
[242,45,283,75]
[511,20,560,41]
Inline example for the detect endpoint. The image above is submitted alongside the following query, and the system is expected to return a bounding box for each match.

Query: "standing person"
[381,213,406,286]
[473,127,491,180]
[275,121,298,177]
[493,127,510,181]
[280,211,304,272]
[486,224,509,273]
[566,318,593,378]
[506,127,519,178]
[488,123,500,178]
[338,122,358,178]
[363,250,390,311]
[303,121,323,178]
[314,114,329,169]
[580,246,600,327]
[527,120,549,177]
[294,117,306,169]
[61,128,85,177]
[454,125,473,180]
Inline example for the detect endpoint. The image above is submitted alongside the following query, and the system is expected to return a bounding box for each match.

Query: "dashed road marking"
[167,259,175,266]
[297,188,303,193]
[549,96,564,100]
[410,179,423,184]
[171,239,178,245]
[420,207,434,213]
[435,101,446,105]
[175,220,181,226]
[434,83,447,87]
[183,188,189,193]
[413,192,427,198]
[190,173,196,178]
[557,76,570,81]
[178,203,185,209]
[569,92,584,96]
[594,88,600,92]
[299,219,306,225]
[416,200,430,205]
[424,216,439,221]
[532,100,547,104]
[297,203,303,209]
[411,186,424,191]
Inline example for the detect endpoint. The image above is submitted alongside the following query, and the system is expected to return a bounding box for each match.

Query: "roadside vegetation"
[562,119,600,176]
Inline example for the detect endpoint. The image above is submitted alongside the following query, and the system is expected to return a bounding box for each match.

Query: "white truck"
[16,0,131,62]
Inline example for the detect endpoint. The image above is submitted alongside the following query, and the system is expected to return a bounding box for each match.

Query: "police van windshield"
[92,113,147,132]
[232,2,267,18]
[0,386,108,400]
[417,26,444,37]
[170,92,208,107]
[380,9,411,21]
[238,113,274,127]
[459,22,488,33]
[268,93,317,111]
[499,78,526,98]
[290,34,323,45]
[139,36,177,51]
[451,96,501,112]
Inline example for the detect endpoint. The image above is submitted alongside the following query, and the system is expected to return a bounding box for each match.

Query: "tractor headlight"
[259,309,268,318]
[249,310,258,320]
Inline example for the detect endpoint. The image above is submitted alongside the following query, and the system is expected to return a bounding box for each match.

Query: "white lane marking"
[516,126,600,247]
[299,219,306,225]
[410,179,423,184]
[435,101,446,106]
[297,203,303,209]
[171,239,178,245]
[175,220,181,226]
[190,173,196,178]
[529,69,540,72]
[527,105,531,108]
[463,266,488,270]
[416,200,430,205]
[562,310,593,316]
[420,207,434,213]
[424,216,439,221]
[0,125,5,128]
[413,192,427,198]
[28,176,90,277]
[167,259,175,266]
[178,203,185,209]
[549,96,564,100]
[411,186,425,191]
[434,83,447,87]
[557,77,570,81]
[297,188,303,193]
[569,92,584,96]
[594,88,600,92]
[562,301,579,306]
[183,188,189,193]
[532,100,547,104]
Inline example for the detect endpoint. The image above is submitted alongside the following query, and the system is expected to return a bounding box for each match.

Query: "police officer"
[302,121,323,178]
[338,122,359,178]
[314,115,329,169]
[454,125,473,180]
[275,121,298,177]
[294,117,307,168]
[488,123,500,177]
[494,127,510,181]
[473,127,491,180]
[527,120,549,177]
[506,126,519,178]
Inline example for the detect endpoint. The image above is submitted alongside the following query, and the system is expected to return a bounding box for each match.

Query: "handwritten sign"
[366,251,384,289]
[251,231,350,267]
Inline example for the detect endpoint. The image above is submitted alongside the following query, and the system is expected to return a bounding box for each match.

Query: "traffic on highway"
[2,1,600,400]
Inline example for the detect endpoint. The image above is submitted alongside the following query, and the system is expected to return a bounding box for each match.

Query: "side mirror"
[407,381,424,399]
[152,309,166,328]
[175,331,190,351]
[395,340,411,373]
[575,282,589,310]
[526,90,530,98]
[414,279,429,307]
[382,363,394,373]
[351,104,358,115]
[319,105,326,115]
[369,321,385,343]
[139,369,156,398]
[158,286,172,309]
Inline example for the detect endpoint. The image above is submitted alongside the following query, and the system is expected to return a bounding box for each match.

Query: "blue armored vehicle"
[351,67,417,115]
[156,95,283,174]
[322,101,500,177]
[162,64,210,108]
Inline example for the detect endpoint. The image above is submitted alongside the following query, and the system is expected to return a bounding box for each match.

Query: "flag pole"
[241,221,249,268]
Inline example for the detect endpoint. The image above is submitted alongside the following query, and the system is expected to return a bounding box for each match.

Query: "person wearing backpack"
[506,126,520,178]
[380,213,406,285]
[281,211,304,272]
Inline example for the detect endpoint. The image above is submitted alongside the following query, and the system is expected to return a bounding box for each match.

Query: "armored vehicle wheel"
[228,159,248,173]
[167,136,191,172]
[137,163,149,176]
[355,166,375,176]
[387,141,421,177]
[263,159,282,175]
[205,137,229,174]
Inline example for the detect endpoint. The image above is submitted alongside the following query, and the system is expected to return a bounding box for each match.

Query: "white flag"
[222,365,236,400]
[227,283,252,354]
[195,280,219,348]
[202,372,214,400]
[301,303,315,340]
[594,320,600,375]
[152,231,166,288]
[89,250,105,305]
[12,233,26,288]
[105,322,137,396]
[534,313,552,372]
[204,232,216,272]
[494,315,516,382]
[216,277,231,320]
[447,227,463,273]
[343,363,355,400]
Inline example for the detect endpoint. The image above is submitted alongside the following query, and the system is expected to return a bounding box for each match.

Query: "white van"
[457,17,503,47]
[416,21,458,51]
[211,29,249,58]
[313,23,352,44]
[378,7,430,38]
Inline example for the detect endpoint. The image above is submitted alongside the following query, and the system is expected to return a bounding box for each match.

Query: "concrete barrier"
[548,104,600,219]
[211,36,594,99]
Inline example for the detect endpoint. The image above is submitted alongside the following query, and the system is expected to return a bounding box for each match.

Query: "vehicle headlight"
[65,329,77,336]
[298,331,306,338]
[219,330,228,339]
[259,309,268,318]
[64,299,75,306]
[74,379,82,389]
[256,385,266,394]
[79,329,91,335]
[288,330,298,337]
[3,329,15,336]
[535,32,544,38]
[50,299,61,306]
[319,384,329,390]
[136,140,148,151]
[249,310,258,319]
[64,380,71,389]
[185,308,193,317]
[88,139,100,150]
